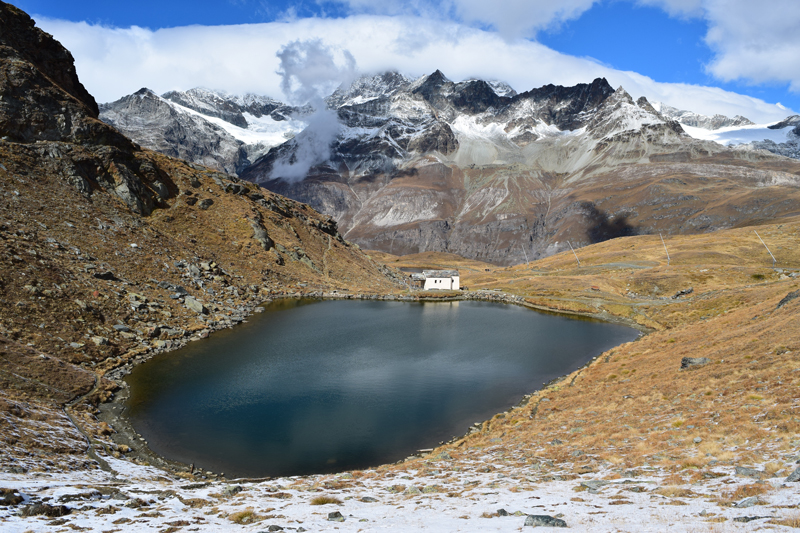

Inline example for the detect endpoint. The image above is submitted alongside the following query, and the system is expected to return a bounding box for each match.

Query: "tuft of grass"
[721,483,769,504]
[310,495,343,505]
[768,513,800,528]
[228,508,263,524]
[654,486,697,498]
[764,462,783,476]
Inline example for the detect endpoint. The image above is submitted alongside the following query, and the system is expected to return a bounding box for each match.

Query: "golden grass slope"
[377,218,800,486]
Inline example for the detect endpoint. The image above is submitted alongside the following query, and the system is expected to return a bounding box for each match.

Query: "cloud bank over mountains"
[35,0,800,123]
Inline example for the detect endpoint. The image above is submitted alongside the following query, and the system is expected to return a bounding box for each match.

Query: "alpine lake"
[125,299,640,478]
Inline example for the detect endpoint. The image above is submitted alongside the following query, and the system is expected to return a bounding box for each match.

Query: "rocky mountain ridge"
[98,71,800,265]
[653,101,755,130]
[240,71,800,264]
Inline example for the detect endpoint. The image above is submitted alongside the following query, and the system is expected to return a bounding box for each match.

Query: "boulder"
[734,496,759,508]
[184,296,207,314]
[786,466,800,482]
[221,485,242,498]
[680,357,710,369]
[524,515,567,527]
[735,466,765,480]
[327,511,345,522]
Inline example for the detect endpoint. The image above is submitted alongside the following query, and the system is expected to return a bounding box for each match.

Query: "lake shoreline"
[93,290,648,482]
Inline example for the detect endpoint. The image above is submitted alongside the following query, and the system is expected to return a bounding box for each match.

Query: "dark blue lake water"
[125,299,638,478]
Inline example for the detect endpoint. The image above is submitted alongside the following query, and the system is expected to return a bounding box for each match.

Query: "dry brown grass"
[768,513,800,528]
[227,507,264,524]
[719,483,770,506]
[764,462,783,476]
[654,486,698,499]
[309,495,343,505]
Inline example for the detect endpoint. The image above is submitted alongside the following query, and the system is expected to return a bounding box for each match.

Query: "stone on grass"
[734,516,770,523]
[327,511,345,522]
[221,485,242,497]
[579,480,607,491]
[776,290,799,310]
[733,496,759,508]
[680,357,710,369]
[184,296,207,314]
[21,503,70,517]
[786,467,800,482]
[734,466,765,479]
[524,514,567,527]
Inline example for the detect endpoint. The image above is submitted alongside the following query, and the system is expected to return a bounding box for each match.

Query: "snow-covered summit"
[653,101,754,130]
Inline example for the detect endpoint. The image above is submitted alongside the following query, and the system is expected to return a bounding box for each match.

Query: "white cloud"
[702,0,800,91]
[331,0,599,38]
[635,0,703,18]
[37,14,793,123]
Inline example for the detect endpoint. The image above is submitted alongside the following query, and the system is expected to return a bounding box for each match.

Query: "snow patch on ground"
[2,459,798,532]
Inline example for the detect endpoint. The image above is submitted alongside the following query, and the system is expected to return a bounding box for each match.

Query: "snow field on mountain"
[682,123,794,146]
[162,97,305,148]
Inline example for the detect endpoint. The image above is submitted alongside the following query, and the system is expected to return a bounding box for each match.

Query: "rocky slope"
[0,0,399,476]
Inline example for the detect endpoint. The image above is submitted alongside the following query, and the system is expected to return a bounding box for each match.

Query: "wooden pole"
[660,233,670,266]
[567,241,581,266]
[754,230,776,267]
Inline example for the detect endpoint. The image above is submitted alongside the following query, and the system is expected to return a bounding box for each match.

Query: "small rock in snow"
[524,514,567,527]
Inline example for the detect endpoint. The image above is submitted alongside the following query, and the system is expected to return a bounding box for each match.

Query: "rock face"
[0,4,127,147]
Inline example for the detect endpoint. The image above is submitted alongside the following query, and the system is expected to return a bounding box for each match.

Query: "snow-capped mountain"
[99,88,308,175]
[653,102,754,130]
[100,73,800,265]
[240,71,800,264]
[652,102,800,159]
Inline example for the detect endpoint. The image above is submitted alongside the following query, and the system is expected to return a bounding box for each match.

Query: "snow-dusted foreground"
[2,453,798,532]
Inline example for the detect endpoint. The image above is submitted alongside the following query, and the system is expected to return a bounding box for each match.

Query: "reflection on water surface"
[126,299,638,478]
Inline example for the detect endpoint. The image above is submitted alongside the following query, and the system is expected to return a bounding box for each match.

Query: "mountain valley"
[1,2,800,531]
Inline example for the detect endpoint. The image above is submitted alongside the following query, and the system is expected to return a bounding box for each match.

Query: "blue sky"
[10,0,800,121]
